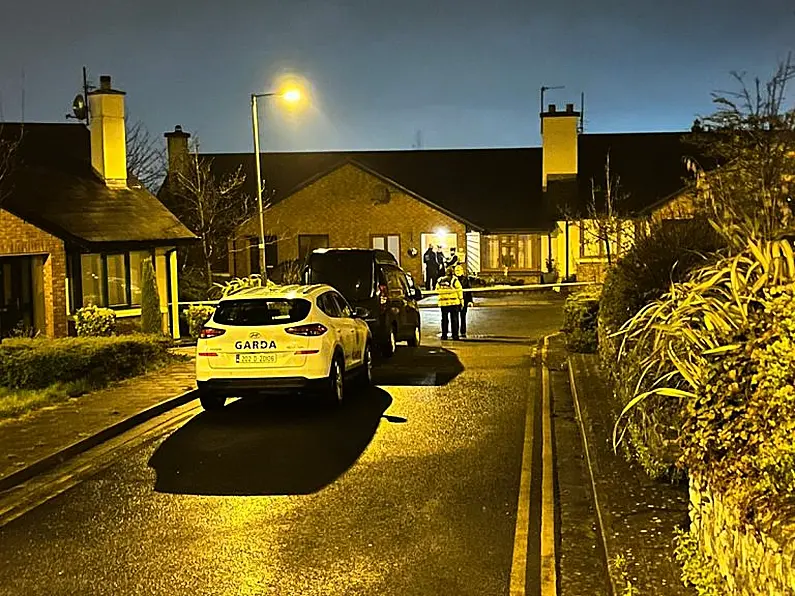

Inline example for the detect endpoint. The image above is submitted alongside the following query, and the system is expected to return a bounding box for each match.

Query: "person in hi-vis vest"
[435,266,464,340]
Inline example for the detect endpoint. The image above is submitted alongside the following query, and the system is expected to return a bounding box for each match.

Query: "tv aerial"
[65,66,92,123]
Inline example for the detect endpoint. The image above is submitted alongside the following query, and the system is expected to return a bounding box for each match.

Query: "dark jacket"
[459,274,474,306]
[423,248,439,274]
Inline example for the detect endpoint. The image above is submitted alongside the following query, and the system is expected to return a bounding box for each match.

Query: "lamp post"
[250,88,303,280]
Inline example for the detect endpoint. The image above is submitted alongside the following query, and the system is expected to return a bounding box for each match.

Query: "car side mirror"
[353,306,370,319]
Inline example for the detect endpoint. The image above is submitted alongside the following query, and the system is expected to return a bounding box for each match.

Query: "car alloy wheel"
[408,323,420,347]
[329,357,344,404]
[362,344,373,387]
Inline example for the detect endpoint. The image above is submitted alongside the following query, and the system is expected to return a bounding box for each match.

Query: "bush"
[270,259,304,285]
[469,275,525,287]
[0,334,172,390]
[562,287,601,353]
[74,305,117,337]
[186,304,216,338]
[613,238,795,510]
[140,259,162,334]
[599,219,723,375]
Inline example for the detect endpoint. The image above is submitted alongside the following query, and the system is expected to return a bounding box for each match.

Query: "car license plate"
[236,353,277,364]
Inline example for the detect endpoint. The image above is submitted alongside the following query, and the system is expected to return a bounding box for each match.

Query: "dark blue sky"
[0,0,792,152]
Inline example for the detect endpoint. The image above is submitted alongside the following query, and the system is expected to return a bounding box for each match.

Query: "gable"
[239,162,468,238]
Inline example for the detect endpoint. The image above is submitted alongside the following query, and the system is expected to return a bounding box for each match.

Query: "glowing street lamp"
[250,83,307,280]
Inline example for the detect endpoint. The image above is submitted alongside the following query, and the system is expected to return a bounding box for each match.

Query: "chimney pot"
[99,75,112,90]
[566,103,575,113]
[174,125,182,132]
[548,104,556,113]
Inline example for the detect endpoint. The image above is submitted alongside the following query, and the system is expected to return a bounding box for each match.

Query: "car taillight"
[378,283,388,307]
[285,324,328,336]
[199,327,226,339]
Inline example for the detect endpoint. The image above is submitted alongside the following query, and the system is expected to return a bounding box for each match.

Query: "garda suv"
[195,284,372,411]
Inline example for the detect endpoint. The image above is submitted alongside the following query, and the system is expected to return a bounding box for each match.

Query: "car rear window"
[212,299,311,326]
[307,253,374,301]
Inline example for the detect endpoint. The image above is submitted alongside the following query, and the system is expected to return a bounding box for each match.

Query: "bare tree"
[126,120,166,192]
[0,126,20,207]
[163,143,257,289]
[687,55,795,249]
[562,152,631,266]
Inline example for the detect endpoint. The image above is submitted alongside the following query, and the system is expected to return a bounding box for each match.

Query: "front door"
[0,257,35,337]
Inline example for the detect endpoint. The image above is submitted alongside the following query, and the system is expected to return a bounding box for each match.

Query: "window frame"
[298,234,330,262]
[482,234,542,271]
[72,250,154,312]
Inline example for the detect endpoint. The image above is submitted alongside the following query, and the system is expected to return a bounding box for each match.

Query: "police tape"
[420,280,601,296]
[175,281,601,307]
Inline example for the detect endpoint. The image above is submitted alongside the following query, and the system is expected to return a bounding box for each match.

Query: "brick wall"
[0,209,68,337]
[233,163,467,283]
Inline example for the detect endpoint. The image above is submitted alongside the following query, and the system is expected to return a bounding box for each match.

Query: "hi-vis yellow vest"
[436,276,463,307]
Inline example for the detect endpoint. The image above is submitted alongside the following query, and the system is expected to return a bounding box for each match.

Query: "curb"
[0,389,199,494]
[567,355,617,596]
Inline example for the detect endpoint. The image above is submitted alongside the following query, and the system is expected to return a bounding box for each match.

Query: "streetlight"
[250,85,304,280]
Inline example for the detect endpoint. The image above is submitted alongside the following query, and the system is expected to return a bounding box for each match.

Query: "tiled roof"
[174,131,717,234]
[0,123,196,249]
[196,148,549,232]
[546,132,716,218]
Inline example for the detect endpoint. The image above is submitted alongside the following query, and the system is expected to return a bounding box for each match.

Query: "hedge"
[562,287,601,353]
[0,334,172,390]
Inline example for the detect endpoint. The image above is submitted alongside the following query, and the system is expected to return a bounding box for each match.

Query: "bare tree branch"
[126,120,166,192]
[690,55,795,249]
[163,140,257,289]
[0,125,20,207]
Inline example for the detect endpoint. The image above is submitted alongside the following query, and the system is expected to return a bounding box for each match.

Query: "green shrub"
[562,287,601,353]
[614,238,795,528]
[599,219,723,375]
[74,305,117,337]
[186,304,216,338]
[0,334,172,390]
[596,220,723,478]
[673,527,726,595]
[211,274,279,299]
[140,259,161,334]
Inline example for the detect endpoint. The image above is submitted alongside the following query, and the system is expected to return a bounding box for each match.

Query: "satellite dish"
[72,94,87,121]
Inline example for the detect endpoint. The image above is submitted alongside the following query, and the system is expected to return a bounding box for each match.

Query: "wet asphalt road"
[0,303,564,596]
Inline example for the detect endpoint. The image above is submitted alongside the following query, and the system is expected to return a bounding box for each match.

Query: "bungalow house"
[0,76,196,338]
[162,102,710,287]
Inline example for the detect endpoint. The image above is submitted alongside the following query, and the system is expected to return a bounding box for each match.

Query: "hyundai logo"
[249,331,261,339]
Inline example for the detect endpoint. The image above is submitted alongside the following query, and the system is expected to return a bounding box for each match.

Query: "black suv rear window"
[307,253,374,301]
[213,299,311,326]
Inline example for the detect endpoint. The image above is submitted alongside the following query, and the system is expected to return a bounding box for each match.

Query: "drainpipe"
[565,220,570,280]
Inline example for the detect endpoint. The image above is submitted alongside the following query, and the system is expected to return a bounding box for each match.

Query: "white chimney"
[88,75,127,189]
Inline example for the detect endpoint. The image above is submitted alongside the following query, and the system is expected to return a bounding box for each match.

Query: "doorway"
[0,256,36,337]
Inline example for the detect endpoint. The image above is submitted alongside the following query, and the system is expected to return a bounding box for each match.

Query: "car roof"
[217,284,335,302]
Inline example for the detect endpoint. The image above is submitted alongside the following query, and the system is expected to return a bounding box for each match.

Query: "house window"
[483,234,541,270]
[77,250,153,310]
[80,254,105,307]
[371,234,400,264]
[298,235,329,261]
[579,221,628,258]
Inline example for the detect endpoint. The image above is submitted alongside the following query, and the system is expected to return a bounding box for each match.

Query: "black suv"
[303,248,422,356]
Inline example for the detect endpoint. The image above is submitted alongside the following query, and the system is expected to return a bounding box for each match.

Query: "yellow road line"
[541,335,558,595]
[509,350,538,596]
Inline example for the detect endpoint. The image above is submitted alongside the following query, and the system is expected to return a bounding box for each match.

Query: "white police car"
[195,284,372,411]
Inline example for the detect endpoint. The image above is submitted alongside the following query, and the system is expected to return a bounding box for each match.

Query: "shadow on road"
[373,346,464,386]
[148,388,392,497]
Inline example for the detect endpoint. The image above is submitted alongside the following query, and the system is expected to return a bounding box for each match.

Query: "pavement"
[566,350,694,595]
[0,357,197,492]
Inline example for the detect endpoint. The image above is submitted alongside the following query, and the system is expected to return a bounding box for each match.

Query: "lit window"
[80,254,105,307]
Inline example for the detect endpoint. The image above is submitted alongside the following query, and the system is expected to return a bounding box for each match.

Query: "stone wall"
[689,474,795,595]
